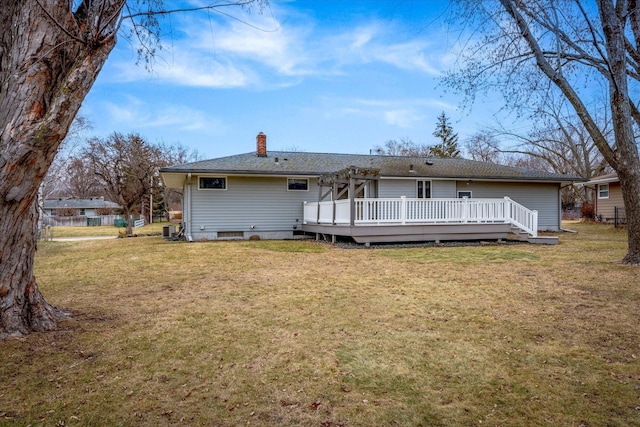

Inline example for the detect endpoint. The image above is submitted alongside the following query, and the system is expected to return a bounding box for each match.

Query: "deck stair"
[509,225,558,245]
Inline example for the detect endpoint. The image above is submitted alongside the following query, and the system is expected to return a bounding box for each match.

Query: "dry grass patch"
[1,222,639,426]
[48,222,168,238]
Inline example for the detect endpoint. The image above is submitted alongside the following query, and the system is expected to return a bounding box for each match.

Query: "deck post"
[316,188,322,224]
[401,196,407,224]
[349,175,356,226]
[462,196,469,223]
[332,181,338,225]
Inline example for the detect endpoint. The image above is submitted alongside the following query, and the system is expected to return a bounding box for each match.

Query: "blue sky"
[81,0,505,159]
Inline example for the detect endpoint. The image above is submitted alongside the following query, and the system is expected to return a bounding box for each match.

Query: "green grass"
[47,222,170,237]
[1,221,639,426]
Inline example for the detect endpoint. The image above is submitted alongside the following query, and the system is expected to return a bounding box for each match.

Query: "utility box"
[163,225,176,238]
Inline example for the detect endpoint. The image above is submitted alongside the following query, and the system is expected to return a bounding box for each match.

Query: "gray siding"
[379,179,456,198]
[189,176,318,240]
[184,175,562,239]
[379,179,415,198]
[456,181,561,230]
[432,180,456,198]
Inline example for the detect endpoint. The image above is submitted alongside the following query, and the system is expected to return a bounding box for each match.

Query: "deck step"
[509,226,559,245]
[526,235,559,245]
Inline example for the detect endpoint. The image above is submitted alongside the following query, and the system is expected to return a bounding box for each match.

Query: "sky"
[80,0,506,160]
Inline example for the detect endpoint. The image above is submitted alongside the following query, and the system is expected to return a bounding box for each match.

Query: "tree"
[0,1,265,337]
[430,112,461,158]
[40,115,92,201]
[372,137,431,156]
[83,133,160,236]
[446,0,640,265]
[66,157,104,200]
[465,130,503,163]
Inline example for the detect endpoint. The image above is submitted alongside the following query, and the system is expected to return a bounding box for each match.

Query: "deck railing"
[303,197,538,237]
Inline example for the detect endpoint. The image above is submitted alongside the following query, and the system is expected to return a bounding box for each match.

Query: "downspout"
[186,173,193,242]
[558,183,562,231]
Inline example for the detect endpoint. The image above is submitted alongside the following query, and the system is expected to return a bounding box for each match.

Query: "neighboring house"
[43,198,120,216]
[42,198,121,226]
[587,174,626,224]
[160,133,584,244]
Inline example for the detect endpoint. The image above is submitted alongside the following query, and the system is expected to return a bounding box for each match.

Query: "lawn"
[46,222,169,238]
[1,222,639,426]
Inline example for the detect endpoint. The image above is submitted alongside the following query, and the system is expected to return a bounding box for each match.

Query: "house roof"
[44,198,121,209]
[160,151,585,188]
[587,173,619,185]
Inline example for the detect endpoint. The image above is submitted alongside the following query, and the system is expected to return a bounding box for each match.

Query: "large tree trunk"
[499,0,640,265]
[598,0,640,265]
[618,169,640,264]
[0,199,66,337]
[0,1,121,336]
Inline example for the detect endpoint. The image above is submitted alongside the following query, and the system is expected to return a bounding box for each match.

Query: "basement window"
[598,183,609,199]
[287,178,309,191]
[199,176,227,190]
[218,231,244,238]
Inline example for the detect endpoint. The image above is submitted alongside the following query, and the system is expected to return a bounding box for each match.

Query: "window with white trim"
[457,191,472,198]
[598,183,609,199]
[199,176,227,190]
[417,180,431,198]
[287,178,309,191]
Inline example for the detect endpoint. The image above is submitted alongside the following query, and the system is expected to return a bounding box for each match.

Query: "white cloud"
[102,96,224,133]
[384,109,426,128]
[108,5,451,88]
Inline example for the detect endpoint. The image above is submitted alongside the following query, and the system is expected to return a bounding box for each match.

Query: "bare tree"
[84,133,161,236]
[0,0,266,337]
[66,157,104,199]
[446,0,640,265]
[40,115,92,200]
[373,137,432,156]
[465,130,503,163]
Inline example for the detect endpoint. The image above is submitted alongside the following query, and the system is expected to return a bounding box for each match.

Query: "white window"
[417,180,431,198]
[598,183,609,199]
[199,176,227,190]
[457,191,472,198]
[287,178,309,191]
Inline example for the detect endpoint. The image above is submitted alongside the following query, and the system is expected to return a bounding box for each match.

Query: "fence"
[615,207,626,228]
[42,214,122,227]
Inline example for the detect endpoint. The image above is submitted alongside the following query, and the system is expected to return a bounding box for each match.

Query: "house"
[43,197,120,217]
[587,173,626,225]
[160,133,584,244]
[42,198,121,226]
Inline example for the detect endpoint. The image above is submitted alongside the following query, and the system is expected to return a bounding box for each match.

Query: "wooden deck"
[302,197,558,245]
[302,222,513,244]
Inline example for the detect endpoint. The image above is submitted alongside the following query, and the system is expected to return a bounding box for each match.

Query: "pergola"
[316,166,380,226]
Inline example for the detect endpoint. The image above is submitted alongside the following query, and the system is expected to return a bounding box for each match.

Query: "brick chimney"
[256,132,267,157]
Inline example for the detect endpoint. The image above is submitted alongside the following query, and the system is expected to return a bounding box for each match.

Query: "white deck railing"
[303,197,538,237]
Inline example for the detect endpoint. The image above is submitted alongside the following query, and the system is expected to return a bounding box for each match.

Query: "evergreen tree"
[430,112,461,158]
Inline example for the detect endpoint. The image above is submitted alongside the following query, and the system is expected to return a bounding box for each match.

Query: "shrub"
[581,201,595,221]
